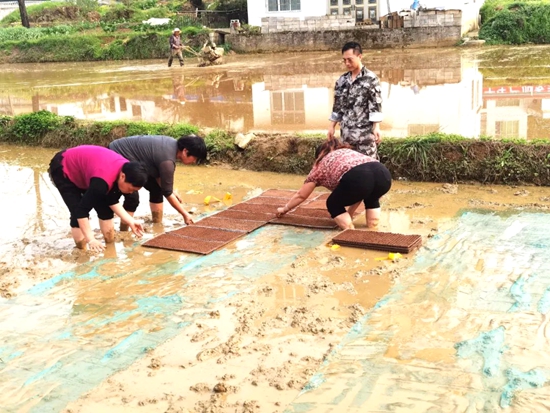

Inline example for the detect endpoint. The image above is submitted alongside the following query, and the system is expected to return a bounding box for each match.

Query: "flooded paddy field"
[3,144,550,412]
[3,45,550,139]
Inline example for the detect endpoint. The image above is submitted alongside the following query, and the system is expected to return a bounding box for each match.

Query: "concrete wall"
[261,15,356,34]
[247,0,327,27]
[227,25,462,52]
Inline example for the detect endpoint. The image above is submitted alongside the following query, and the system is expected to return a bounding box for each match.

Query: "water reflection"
[2,46,550,139]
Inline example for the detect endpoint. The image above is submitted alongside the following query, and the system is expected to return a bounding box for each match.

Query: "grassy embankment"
[2,111,550,185]
[0,0,213,63]
[479,0,550,44]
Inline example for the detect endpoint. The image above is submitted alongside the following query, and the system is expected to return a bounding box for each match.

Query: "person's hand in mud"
[128,220,144,238]
[182,212,194,225]
[88,239,105,253]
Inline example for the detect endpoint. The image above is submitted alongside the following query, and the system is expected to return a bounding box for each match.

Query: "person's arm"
[277,182,316,217]
[165,193,194,225]
[158,160,193,224]
[368,76,383,144]
[328,79,345,140]
[327,120,338,141]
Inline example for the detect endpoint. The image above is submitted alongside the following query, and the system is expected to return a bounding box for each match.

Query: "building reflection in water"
[3,54,550,140]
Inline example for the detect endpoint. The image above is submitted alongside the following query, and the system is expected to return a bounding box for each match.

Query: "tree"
[17,0,30,28]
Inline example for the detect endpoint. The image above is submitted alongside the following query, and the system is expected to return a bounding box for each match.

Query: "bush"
[8,111,65,145]
[479,2,550,44]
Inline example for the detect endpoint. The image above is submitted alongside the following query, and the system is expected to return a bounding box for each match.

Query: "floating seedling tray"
[332,230,422,253]
[196,216,266,233]
[143,233,229,255]
[270,215,338,229]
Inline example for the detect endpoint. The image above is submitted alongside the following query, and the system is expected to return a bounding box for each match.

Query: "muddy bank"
[2,112,550,184]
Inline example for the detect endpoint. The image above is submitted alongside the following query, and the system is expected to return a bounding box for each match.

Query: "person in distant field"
[276,140,391,230]
[48,145,148,252]
[168,28,185,67]
[328,41,383,158]
[108,135,207,227]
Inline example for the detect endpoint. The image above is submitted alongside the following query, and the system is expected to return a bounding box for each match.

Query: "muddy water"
[3,145,550,412]
[3,45,550,139]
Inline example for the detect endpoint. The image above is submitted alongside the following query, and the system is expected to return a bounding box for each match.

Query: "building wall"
[261,15,355,33]
[227,25,462,52]
[248,0,327,27]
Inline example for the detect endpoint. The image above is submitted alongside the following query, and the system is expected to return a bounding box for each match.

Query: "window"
[343,0,351,4]
[330,8,339,14]
[343,7,351,15]
[356,0,364,4]
[132,104,142,117]
[495,99,520,107]
[368,0,376,3]
[330,0,338,5]
[495,121,519,138]
[268,0,300,11]
[271,91,305,125]
[356,8,364,21]
[119,97,127,112]
[368,6,377,19]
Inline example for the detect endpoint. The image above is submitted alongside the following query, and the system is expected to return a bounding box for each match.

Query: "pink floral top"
[305,149,377,191]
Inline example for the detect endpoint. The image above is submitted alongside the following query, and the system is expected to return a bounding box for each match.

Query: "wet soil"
[3,144,550,412]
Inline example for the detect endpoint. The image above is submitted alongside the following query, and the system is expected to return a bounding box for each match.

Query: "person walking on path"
[108,135,207,227]
[168,28,185,67]
[48,145,148,252]
[327,41,383,158]
[276,140,391,230]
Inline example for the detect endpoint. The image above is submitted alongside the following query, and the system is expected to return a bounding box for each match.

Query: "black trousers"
[326,162,392,218]
[121,175,163,212]
[49,151,114,228]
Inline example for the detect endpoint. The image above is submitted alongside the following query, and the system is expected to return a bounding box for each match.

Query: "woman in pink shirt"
[48,145,149,252]
[277,140,392,230]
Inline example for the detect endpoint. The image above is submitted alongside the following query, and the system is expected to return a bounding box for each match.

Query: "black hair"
[121,162,148,187]
[177,135,207,163]
[314,140,352,165]
[342,41,362,55]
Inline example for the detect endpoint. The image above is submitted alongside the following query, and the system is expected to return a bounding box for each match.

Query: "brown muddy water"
[3,45,550,139]
[4,144,550,412]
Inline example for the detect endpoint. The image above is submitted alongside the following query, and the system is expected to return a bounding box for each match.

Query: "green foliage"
[240,24,260,35]
[479,2,550,44]
[210,0,247,11]
[68,0,99,14]
[0,25,83,42]
[101,4,135,23]
[134,0,158,10]
[480,0,543,23]
[0,1,62,25]
[8,111,65,145]
[204,129,235,155]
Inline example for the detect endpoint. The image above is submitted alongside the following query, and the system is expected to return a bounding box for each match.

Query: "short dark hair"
[342,41,362,55]
[122,162,148,187]
[177,135,207,163]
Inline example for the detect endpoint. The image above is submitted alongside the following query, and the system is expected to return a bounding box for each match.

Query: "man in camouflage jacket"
[327,42,383,158]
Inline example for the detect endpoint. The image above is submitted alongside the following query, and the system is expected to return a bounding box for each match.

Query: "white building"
[247,0,483,33]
